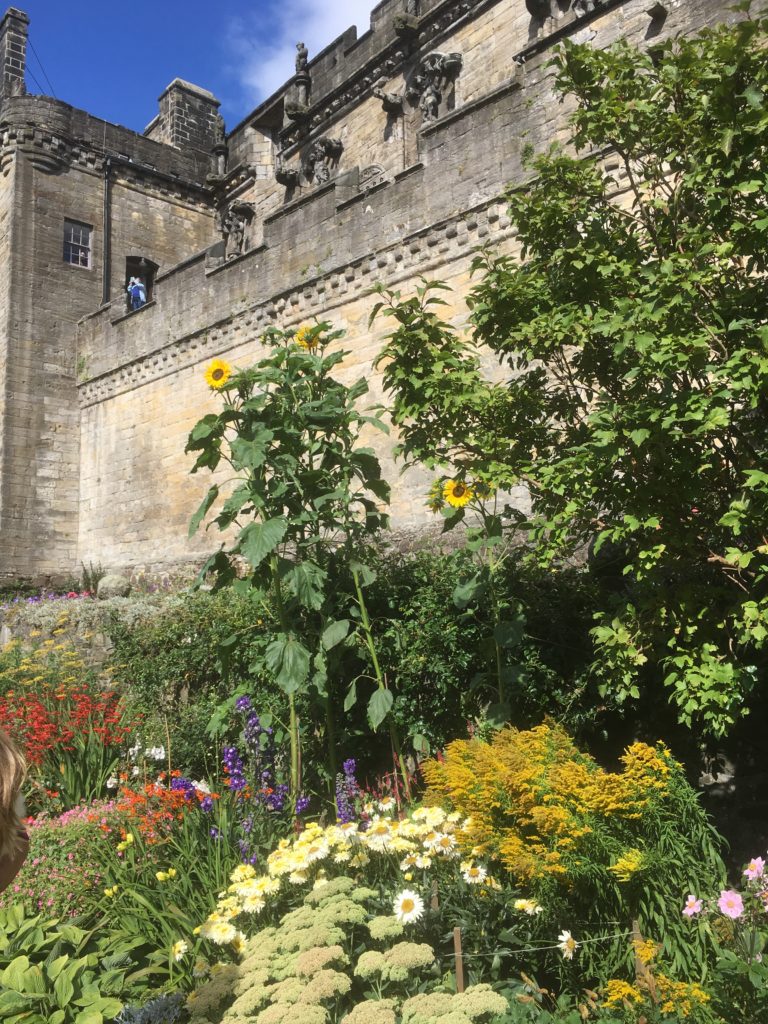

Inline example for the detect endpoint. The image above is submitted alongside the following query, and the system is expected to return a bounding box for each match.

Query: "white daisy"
[462,864,487,885]
[514,898,543,916]
[557,930,579,960]
[393,889,425,924]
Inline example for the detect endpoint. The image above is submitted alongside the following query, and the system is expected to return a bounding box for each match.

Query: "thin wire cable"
[25,65,46,96]
[440,931,633,960]
[28,38,56,97]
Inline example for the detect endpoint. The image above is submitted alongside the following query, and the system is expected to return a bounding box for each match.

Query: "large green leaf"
[265,636,311,695]
[239,518,287,568]
[286,561,327,611]
[1,955,31,991]
[368,687,394,730]
[188,484,219,537]
[322,619,350,650]
[53,971,75,1008]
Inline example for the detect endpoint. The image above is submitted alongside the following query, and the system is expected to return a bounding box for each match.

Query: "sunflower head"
[443,479,474,508]
[205,359,232,390]
[294,324,319,350]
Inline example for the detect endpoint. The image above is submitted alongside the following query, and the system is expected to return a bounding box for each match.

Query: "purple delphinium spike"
[335,758,360,824]
[222,745,247,792]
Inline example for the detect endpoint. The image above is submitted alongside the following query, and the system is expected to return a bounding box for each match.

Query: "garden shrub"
[188,875,511,1023]
[423,724,725,980]
[0,800,119,918]
[104,590,284,778]
[101,546,599,789]
[0,637,134,813]
[89,702,297,991]
[365,548,598,752]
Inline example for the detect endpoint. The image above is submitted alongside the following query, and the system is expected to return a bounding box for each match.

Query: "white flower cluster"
[198,806,497,947]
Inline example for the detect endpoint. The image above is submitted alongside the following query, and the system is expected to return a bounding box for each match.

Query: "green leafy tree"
[186,323,410,802]
[374,8,768,737]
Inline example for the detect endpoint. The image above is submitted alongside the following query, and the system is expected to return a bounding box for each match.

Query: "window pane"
[63,219,91,267]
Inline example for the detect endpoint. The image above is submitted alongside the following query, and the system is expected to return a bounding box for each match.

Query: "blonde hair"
[0,730,26,859]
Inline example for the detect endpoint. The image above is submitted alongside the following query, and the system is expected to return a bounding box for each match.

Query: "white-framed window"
[63,219,92,268]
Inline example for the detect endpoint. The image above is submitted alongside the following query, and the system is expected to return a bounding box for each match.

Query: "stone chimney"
[146,78,223,156]
[0,7,28,98]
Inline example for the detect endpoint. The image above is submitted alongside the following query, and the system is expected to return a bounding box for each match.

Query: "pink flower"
[683,895,703,917]
[718,890,744,920]
[744,857,765,881]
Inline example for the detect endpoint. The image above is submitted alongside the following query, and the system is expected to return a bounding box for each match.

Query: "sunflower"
[443,479,474,508]
[294,324,318,350]
[204,359,232,389]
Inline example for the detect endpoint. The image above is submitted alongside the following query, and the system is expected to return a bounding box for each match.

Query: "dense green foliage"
[374,9,768,738]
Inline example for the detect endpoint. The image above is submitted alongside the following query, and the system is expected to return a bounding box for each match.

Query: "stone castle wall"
[0,0,741,581]
[0,91,217,583]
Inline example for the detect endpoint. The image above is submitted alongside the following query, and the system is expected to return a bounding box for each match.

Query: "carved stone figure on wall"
[217,201,254,259]
[211,142,228,178]
[406,51,463,125]
[292,42,311,110]
[295,41,309,73]
[275,155,301,189]
[372,79,404,114]
[303,137,343,186]
[526,0,601,16]
[419,81,441,123]
[525,0,553,16]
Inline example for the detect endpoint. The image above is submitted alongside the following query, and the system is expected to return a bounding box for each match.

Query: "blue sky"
[14,0,376,134]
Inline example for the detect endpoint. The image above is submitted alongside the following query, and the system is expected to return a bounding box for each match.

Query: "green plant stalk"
[352,568,412,801]
[487,545,505,706]
[325,694,338,807]
[270,555,301,805]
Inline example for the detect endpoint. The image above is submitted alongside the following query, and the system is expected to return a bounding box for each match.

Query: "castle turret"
[144,78,224,158]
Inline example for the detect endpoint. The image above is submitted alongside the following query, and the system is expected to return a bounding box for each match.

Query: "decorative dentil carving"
[406,51,463,124]
[303,136,343,186]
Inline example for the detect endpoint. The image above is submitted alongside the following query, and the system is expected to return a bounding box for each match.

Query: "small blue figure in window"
[127,276,147,311]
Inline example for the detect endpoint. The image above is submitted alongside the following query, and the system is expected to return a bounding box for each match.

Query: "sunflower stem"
[352,567,412,802]
[270,554,301,808]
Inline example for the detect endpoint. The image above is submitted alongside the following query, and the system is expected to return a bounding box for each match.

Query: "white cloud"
[224,0,376,117]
